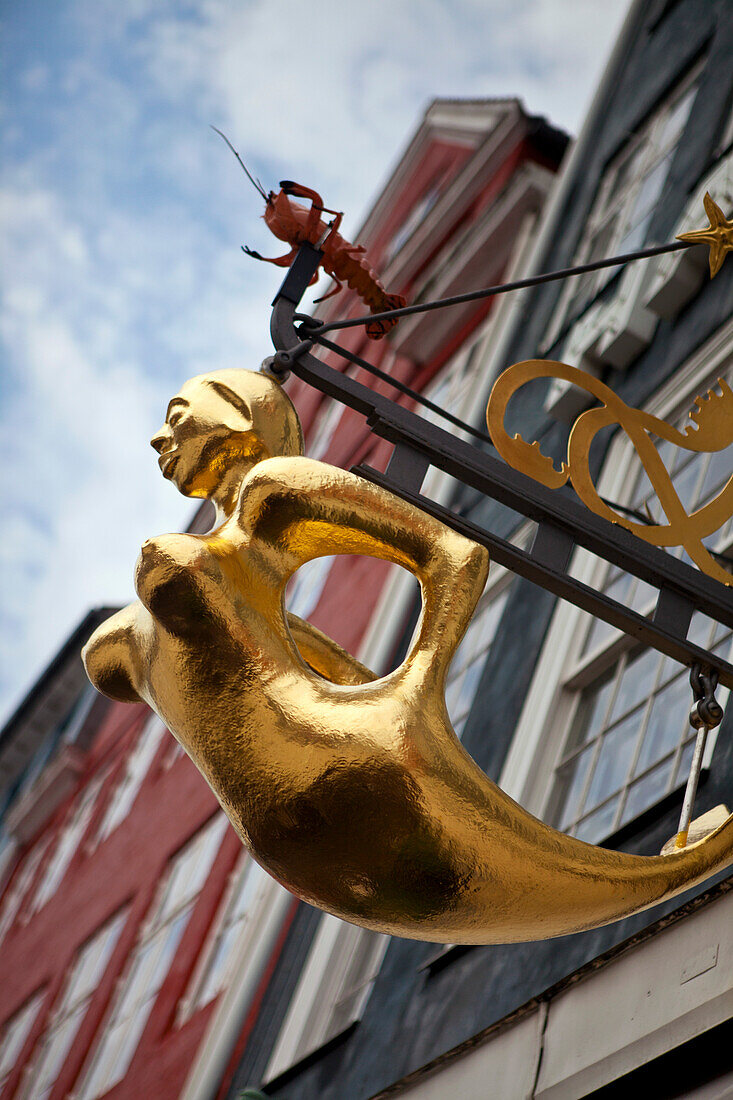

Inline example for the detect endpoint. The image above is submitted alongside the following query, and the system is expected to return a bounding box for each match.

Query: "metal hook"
[674,663,724,849]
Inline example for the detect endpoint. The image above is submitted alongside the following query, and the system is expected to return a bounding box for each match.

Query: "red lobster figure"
[214,128,406,339]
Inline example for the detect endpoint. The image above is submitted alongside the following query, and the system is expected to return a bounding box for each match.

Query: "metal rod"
[301,239,694,337]
[270,247,733,687]
[674,725,710,848]
[308,332,493,446]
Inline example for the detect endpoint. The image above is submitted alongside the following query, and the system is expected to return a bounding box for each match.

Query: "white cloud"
[0,0,629,723]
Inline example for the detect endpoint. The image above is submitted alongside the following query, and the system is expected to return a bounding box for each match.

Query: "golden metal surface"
[84,369,733,944]
[488,360,733,587]
[677,191,733,278]
[662,804,730,856]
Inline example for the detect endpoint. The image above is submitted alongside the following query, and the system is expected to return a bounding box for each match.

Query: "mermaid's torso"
[121,521,471,930]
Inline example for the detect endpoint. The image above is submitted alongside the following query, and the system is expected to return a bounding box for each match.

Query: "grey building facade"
[228,2,733,1096]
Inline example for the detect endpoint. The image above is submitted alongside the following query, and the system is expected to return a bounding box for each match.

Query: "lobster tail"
[366,293,407,340]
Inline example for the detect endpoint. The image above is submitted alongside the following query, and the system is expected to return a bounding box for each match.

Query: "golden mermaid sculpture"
[83,368,733,944]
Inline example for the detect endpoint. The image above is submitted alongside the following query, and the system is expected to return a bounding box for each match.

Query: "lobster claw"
[242,245,263,260]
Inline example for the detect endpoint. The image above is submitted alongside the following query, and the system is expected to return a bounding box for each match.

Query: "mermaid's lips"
[158,451,179,477]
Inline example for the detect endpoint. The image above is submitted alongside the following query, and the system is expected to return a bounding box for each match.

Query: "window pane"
[21,911,126,1100]
[627,153,672,229]
[672,452,706,510]
[620,758,675,826]
[575,797,619,843]
[659,85,696,149]
[700,443,733,502]
[566,676,614,752]
[79,817,224,1098]
[630,579,657,613]
[444,586,510,739]
[0,992,45,1085]
[674,737,697,786]
[585,712,640,809]
[97,719,167,840]
[553,745,595,830]
[608,648,660,723]
[635,673,689,774]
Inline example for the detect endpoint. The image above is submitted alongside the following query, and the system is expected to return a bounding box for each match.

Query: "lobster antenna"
[211,126,268,200]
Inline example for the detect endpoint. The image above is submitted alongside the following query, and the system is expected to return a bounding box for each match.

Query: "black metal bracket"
[270,246,733,689]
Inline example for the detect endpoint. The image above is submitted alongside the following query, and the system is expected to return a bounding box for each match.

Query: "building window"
[18,910,127,1100]
[549,68,700,340]
[382,183,442,267]
[78,813,228,1099]
[185,855,267,1013]
[306,397,344,462]
[540,360,733,844]
[0,990,45,1094]
[263,916,388,1084]
[30,768,109,915]
[548,615,731,843]
[0,837,50,945]
[286,556,336,622]
[95,715,168,841]
[445,582,512,737]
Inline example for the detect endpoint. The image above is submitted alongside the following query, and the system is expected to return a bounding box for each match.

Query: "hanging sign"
[82,188,733,945]
[83,364,733,946]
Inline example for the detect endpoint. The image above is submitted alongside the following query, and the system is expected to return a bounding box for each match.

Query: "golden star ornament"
[677,191,733,278]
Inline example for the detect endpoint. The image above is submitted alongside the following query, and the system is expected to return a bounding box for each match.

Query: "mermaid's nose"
[150,426,170,453]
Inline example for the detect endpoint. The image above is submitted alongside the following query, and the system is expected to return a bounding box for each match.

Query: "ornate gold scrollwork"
[487,360,733,586]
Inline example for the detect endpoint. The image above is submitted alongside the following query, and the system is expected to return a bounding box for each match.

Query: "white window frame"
[30,767,110,915]
[545,64,702,349]
[18,909,127,1100]
[500,320,733,834]
[263,914,389,1084]
[179,853,272,1020]
[0,990,46,1094]
[76,813,228,1099]
[0,836,50,944]
[94,715,167,842]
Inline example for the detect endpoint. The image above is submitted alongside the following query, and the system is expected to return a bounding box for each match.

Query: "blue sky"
[0,0,629,724]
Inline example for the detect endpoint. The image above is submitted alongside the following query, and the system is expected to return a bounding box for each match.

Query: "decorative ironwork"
[486,359,733,587]
[269,244,733,693]
[84,362,733,945]
[78,191,733,947]
[296,193,731,339]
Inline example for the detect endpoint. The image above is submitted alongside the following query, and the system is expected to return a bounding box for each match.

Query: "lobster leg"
[280,182,325,238]
[314,277,344,304]
[242,245,298,266]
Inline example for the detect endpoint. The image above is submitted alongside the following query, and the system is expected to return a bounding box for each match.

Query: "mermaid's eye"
[169,411,183,427]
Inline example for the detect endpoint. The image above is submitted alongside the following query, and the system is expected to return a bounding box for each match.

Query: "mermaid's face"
[150,378,260,499]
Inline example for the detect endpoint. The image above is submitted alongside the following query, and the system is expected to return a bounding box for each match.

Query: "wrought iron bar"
[306,331,493,446]
[297,239,694,337]
[270,245,733,687]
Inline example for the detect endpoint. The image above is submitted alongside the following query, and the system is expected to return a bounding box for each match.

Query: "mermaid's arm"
[82,604,146,704]
[244,457,489,679]
[286,613,375,685]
